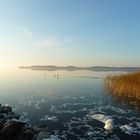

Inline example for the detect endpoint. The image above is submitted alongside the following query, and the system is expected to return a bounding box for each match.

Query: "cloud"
[34,37,74,48]
[16,25,74,48]
[22,28,32,36]
[17,26,33,37]
[35,37,60,48]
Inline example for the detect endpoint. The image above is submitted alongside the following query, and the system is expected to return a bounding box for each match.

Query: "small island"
[19,65,140,72]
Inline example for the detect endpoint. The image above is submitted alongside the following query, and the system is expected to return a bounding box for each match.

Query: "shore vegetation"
[105,71,140,99]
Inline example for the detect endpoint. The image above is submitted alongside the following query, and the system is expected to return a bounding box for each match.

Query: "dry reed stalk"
[105,71,140,99]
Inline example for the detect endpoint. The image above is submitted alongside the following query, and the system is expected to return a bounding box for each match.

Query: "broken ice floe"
[19,112,29,122]
[91,114,114,131]
[35,101,41,109]
[41,135,60,140]
[22,112,28,116]
[39,115,58,121]
[120,122,140,135]
[14,93,140,139]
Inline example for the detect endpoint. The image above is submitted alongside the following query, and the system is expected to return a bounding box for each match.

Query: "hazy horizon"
[0,0,140,70]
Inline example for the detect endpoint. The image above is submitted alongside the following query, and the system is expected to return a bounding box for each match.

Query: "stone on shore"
[0,106,12,114]
[0,104,52,140]
[1,120,26,136]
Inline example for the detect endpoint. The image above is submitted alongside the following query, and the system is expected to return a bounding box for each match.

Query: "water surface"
[0,69,140,140]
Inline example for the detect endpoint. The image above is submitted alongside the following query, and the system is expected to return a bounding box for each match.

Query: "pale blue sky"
[0,0,140,69]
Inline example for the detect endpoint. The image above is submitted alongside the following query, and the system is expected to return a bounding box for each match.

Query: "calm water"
[0,69,140,140]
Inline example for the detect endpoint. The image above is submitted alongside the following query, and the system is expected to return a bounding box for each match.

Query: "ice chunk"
[42,135,60,140]
[120,123,140,135]
[91,114,113,130]
[39,115,58,121]
[104,119,113,130]
[35,101,41,109]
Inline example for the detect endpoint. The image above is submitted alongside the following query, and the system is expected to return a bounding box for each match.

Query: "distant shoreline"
[19,65,140,72]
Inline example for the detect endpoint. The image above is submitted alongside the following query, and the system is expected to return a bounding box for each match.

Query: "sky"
[0,0,140,70]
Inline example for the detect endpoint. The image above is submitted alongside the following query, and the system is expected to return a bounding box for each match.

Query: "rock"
[0,104,51,140]
[0,106,12,114]
[0,112,20,120]
[36,131,50,140]
[34,124,48,133]
[0,113,4,118]
[0,121,4,130]
[2,114,9,119]
[8,112,20,119]
[21,129,35,140]
[1,120,26,136]
[0,136,4,140]
[0,119,6,125]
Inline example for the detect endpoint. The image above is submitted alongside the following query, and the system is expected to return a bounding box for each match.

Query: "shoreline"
[0,104,57,140]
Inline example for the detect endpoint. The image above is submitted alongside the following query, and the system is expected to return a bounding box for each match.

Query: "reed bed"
[105,71,140,99]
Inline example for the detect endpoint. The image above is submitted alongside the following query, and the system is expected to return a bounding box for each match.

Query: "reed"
[105,71,140,99]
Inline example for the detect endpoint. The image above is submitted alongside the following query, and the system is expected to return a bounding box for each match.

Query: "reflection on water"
[0,69,140,139]
[106,92,140,112]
